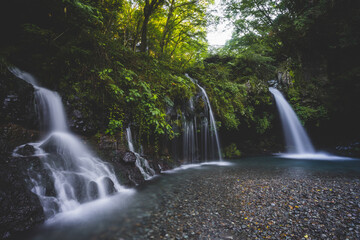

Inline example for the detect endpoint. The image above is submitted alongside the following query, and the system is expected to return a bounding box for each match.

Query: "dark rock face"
[0,70,45,238]
[113,157,146,186]
[0,71,38,130]
[111,153,146,186]
[88,181,99,199]
[122,151,136,163]
[94,135,147,186]
[335,141,360,157]
[16,144,36,156]
[0,69,40,159]
[66,96,105,136]
[102,177,116,195]
[148,158,162,173]
[0,124,39,158]
[0,157,45,239]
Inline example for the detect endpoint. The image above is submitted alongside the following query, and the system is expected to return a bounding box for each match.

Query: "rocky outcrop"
[0,124,39,157]
[0,156,45,239]
[65,96,106,136]
[93,135,147,186]
[0,68,171,238]
[0,70,45,238]
[122,151,137,163]
[0,71,38,131]
[92,135,172,186]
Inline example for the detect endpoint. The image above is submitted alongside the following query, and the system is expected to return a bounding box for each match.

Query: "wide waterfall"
[183,74,222,162]
[126,127,155,180]
[10,68,127,218]
[269,87,315,154]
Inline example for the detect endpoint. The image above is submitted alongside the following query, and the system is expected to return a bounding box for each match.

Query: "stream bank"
[21,157,360,240]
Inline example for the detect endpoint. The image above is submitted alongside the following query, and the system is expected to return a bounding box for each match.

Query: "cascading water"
[126,127,135,153]
[185,74,222,161]
[269,87,315,154]
[269,87,354,160]
[10,67,126,218]
[182,97,199,163]
[126,127,155,180]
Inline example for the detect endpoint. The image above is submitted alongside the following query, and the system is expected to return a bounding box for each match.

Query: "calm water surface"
[23,156,360,240]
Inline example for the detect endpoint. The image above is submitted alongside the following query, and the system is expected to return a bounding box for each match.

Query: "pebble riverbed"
[27,158,360,240]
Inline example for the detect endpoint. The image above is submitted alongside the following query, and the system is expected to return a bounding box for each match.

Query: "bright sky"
[206,0,233,46]
[207,23,233,46]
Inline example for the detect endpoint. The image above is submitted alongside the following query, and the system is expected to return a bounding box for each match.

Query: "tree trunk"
[160,0,175,54]
[140,0,164,53]
[140,13,150,52]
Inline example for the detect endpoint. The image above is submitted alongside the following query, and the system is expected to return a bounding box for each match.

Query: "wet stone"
[115,166,360,240]
[16,144,36,156]
[122,151,137,164]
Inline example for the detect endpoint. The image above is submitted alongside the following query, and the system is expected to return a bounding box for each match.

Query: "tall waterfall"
[184,74,222,162]
[182,97,199,163]
[269,87,315,154]
[10,67,126,218]
[197,81,223,161]
[126,127,155,180]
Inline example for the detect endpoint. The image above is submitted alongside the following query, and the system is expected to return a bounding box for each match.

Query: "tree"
[140,0,165,52]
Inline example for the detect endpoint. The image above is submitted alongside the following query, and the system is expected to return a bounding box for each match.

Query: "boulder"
[102,177,116,195]
[0,159,45,239]
[122,151,136,163]
[88,181,99,199]
[0,124,39,157]
[65,96,103,136]
[16,144,36,156]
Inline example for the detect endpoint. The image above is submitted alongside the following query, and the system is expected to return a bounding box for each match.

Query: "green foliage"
[167,75,194,105]
[106,105,124,136]
[2,0,358,155]
[223,143,241,159]
[189,52,274,135]
[287,86,329,126]
[1,0,209,149]
[220,0,360,146]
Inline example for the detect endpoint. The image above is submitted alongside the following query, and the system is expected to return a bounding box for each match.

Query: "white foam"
[201,161,233,166]
[163,161,233,174]
[276,152,355,160]
[45,189,135,225]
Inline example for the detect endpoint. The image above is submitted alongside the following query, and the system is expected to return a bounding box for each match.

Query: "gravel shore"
[27,159,360,240]
[108,163,360,240]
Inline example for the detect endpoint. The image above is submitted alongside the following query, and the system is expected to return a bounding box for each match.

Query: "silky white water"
[126,127,155,180]
[269,87,315,154]
[186,74,222,161]
[269,87,354,160]
[197,83,223,161]
[10,67,127,218]
[182,97,199,163]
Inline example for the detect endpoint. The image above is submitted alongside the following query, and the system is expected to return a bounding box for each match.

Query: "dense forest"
[1,0,359,157]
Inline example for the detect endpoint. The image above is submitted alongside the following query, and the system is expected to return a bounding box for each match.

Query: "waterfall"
[185,74,222,161]
[126,127,155,180]
[182,97,199,163]
[197,84,222,161]
[10,67,126,218]
[126,127,135,152]
[269,87,315,154]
